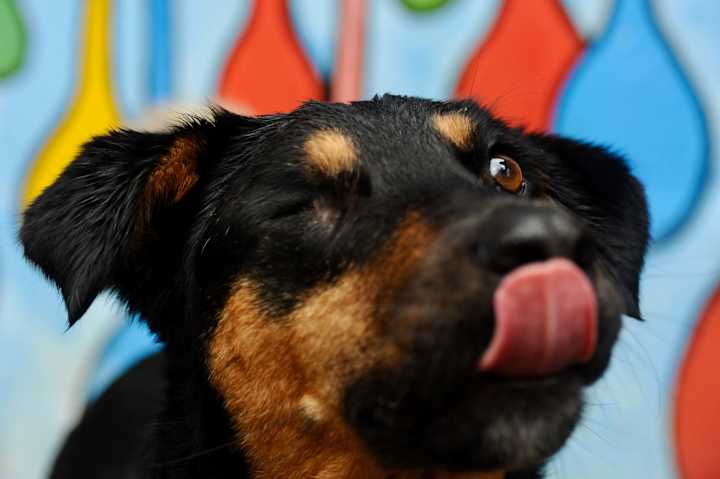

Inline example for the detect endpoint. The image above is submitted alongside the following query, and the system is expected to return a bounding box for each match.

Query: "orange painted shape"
[674,286,720,479]
[454,0,584,132]
[218,0,324,115]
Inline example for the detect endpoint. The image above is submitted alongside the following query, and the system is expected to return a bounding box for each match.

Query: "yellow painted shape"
[22,0,120,207]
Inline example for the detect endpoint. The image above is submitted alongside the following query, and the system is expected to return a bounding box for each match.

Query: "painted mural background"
[1,1,719,478]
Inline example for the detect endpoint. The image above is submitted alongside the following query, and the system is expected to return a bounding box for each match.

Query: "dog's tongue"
[479,258,598,376]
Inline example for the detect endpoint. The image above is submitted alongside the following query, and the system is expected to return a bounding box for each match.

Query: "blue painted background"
[1,1,719,478]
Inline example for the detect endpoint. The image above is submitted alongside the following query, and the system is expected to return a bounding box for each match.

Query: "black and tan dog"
[21,95,649,479]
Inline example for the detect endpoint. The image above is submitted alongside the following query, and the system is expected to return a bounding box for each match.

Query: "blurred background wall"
[1,0,719,477]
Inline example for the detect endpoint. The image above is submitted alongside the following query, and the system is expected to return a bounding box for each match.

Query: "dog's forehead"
[282,97,504,178]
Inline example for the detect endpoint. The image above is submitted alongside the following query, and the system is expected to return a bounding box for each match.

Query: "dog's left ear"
[20,109,244,332]
[529,133,650,319]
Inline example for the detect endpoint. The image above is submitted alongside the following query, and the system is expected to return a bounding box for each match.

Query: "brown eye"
[489,155,525,194]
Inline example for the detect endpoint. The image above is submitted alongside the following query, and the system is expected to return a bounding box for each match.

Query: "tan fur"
[304,129,358,177]
[208,213,503,479]
[432,113,475,151]
[209,279,384,479]
[136,136,202,236]
[144,136,201,206]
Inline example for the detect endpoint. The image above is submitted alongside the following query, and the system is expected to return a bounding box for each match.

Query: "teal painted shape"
[115,0,250,118]
[149,0,171,102]
[554,0,709,241]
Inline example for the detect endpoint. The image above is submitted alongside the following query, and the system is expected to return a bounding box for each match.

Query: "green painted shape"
[400,0,451,13]
[0,0,27,78]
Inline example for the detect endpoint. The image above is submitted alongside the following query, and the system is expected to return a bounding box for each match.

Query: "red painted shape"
[331,0,366,103]
[218,0,324,115]
[674,286,720,479]
[454,0,584,132]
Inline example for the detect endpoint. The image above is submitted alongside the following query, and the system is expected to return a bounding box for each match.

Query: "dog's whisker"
[618,330,663,412]
[584,398,618,408]
[578,423,613,448]
[149,440,235,467]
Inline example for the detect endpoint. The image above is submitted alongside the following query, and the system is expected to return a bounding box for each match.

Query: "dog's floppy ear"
[529,133,650,319]
[20,109,236,328]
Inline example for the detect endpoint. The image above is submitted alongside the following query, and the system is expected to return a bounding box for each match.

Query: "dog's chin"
[345,369,585,473]
[420,373,583,471]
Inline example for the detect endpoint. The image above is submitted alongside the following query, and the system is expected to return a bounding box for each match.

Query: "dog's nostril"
[504,240,553,268]
[488,237,556,274]
[479,206,587,274]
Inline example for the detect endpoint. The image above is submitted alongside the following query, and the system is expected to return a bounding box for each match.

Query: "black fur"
[21,96,649,478]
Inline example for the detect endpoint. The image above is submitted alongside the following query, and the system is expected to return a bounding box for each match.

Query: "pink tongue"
[479,258,598,376]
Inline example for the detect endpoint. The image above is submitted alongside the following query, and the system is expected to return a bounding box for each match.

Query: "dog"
[21,95,649,479]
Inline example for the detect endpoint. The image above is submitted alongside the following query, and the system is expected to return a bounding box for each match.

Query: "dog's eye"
[269,198,314,220]
[489,155,525,194]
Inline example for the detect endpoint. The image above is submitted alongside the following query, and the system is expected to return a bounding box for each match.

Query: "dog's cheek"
[207,275,392,420]
[291,212,439,410]
[207,278,391,478]
[290,271,400,405]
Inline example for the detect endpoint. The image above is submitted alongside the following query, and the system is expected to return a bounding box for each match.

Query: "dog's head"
[21,96,648,477]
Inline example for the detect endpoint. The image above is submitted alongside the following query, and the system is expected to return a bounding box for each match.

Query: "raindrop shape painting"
[674,285,720,479]
[400,0,450,14]
[0,0,25,78]
[22,0,121,208]
[455,0,584,131]
[218,0,324,115]
[554,0,709,241]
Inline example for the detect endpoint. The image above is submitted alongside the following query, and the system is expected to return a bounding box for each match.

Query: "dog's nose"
[476,205,591,274]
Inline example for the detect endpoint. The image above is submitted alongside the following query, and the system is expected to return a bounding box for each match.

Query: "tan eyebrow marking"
[304,129,358,177]
[431,113,475,151]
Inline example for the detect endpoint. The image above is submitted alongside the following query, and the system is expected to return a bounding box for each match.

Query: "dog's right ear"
[528,132,650,319]
[20,109,244,329]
